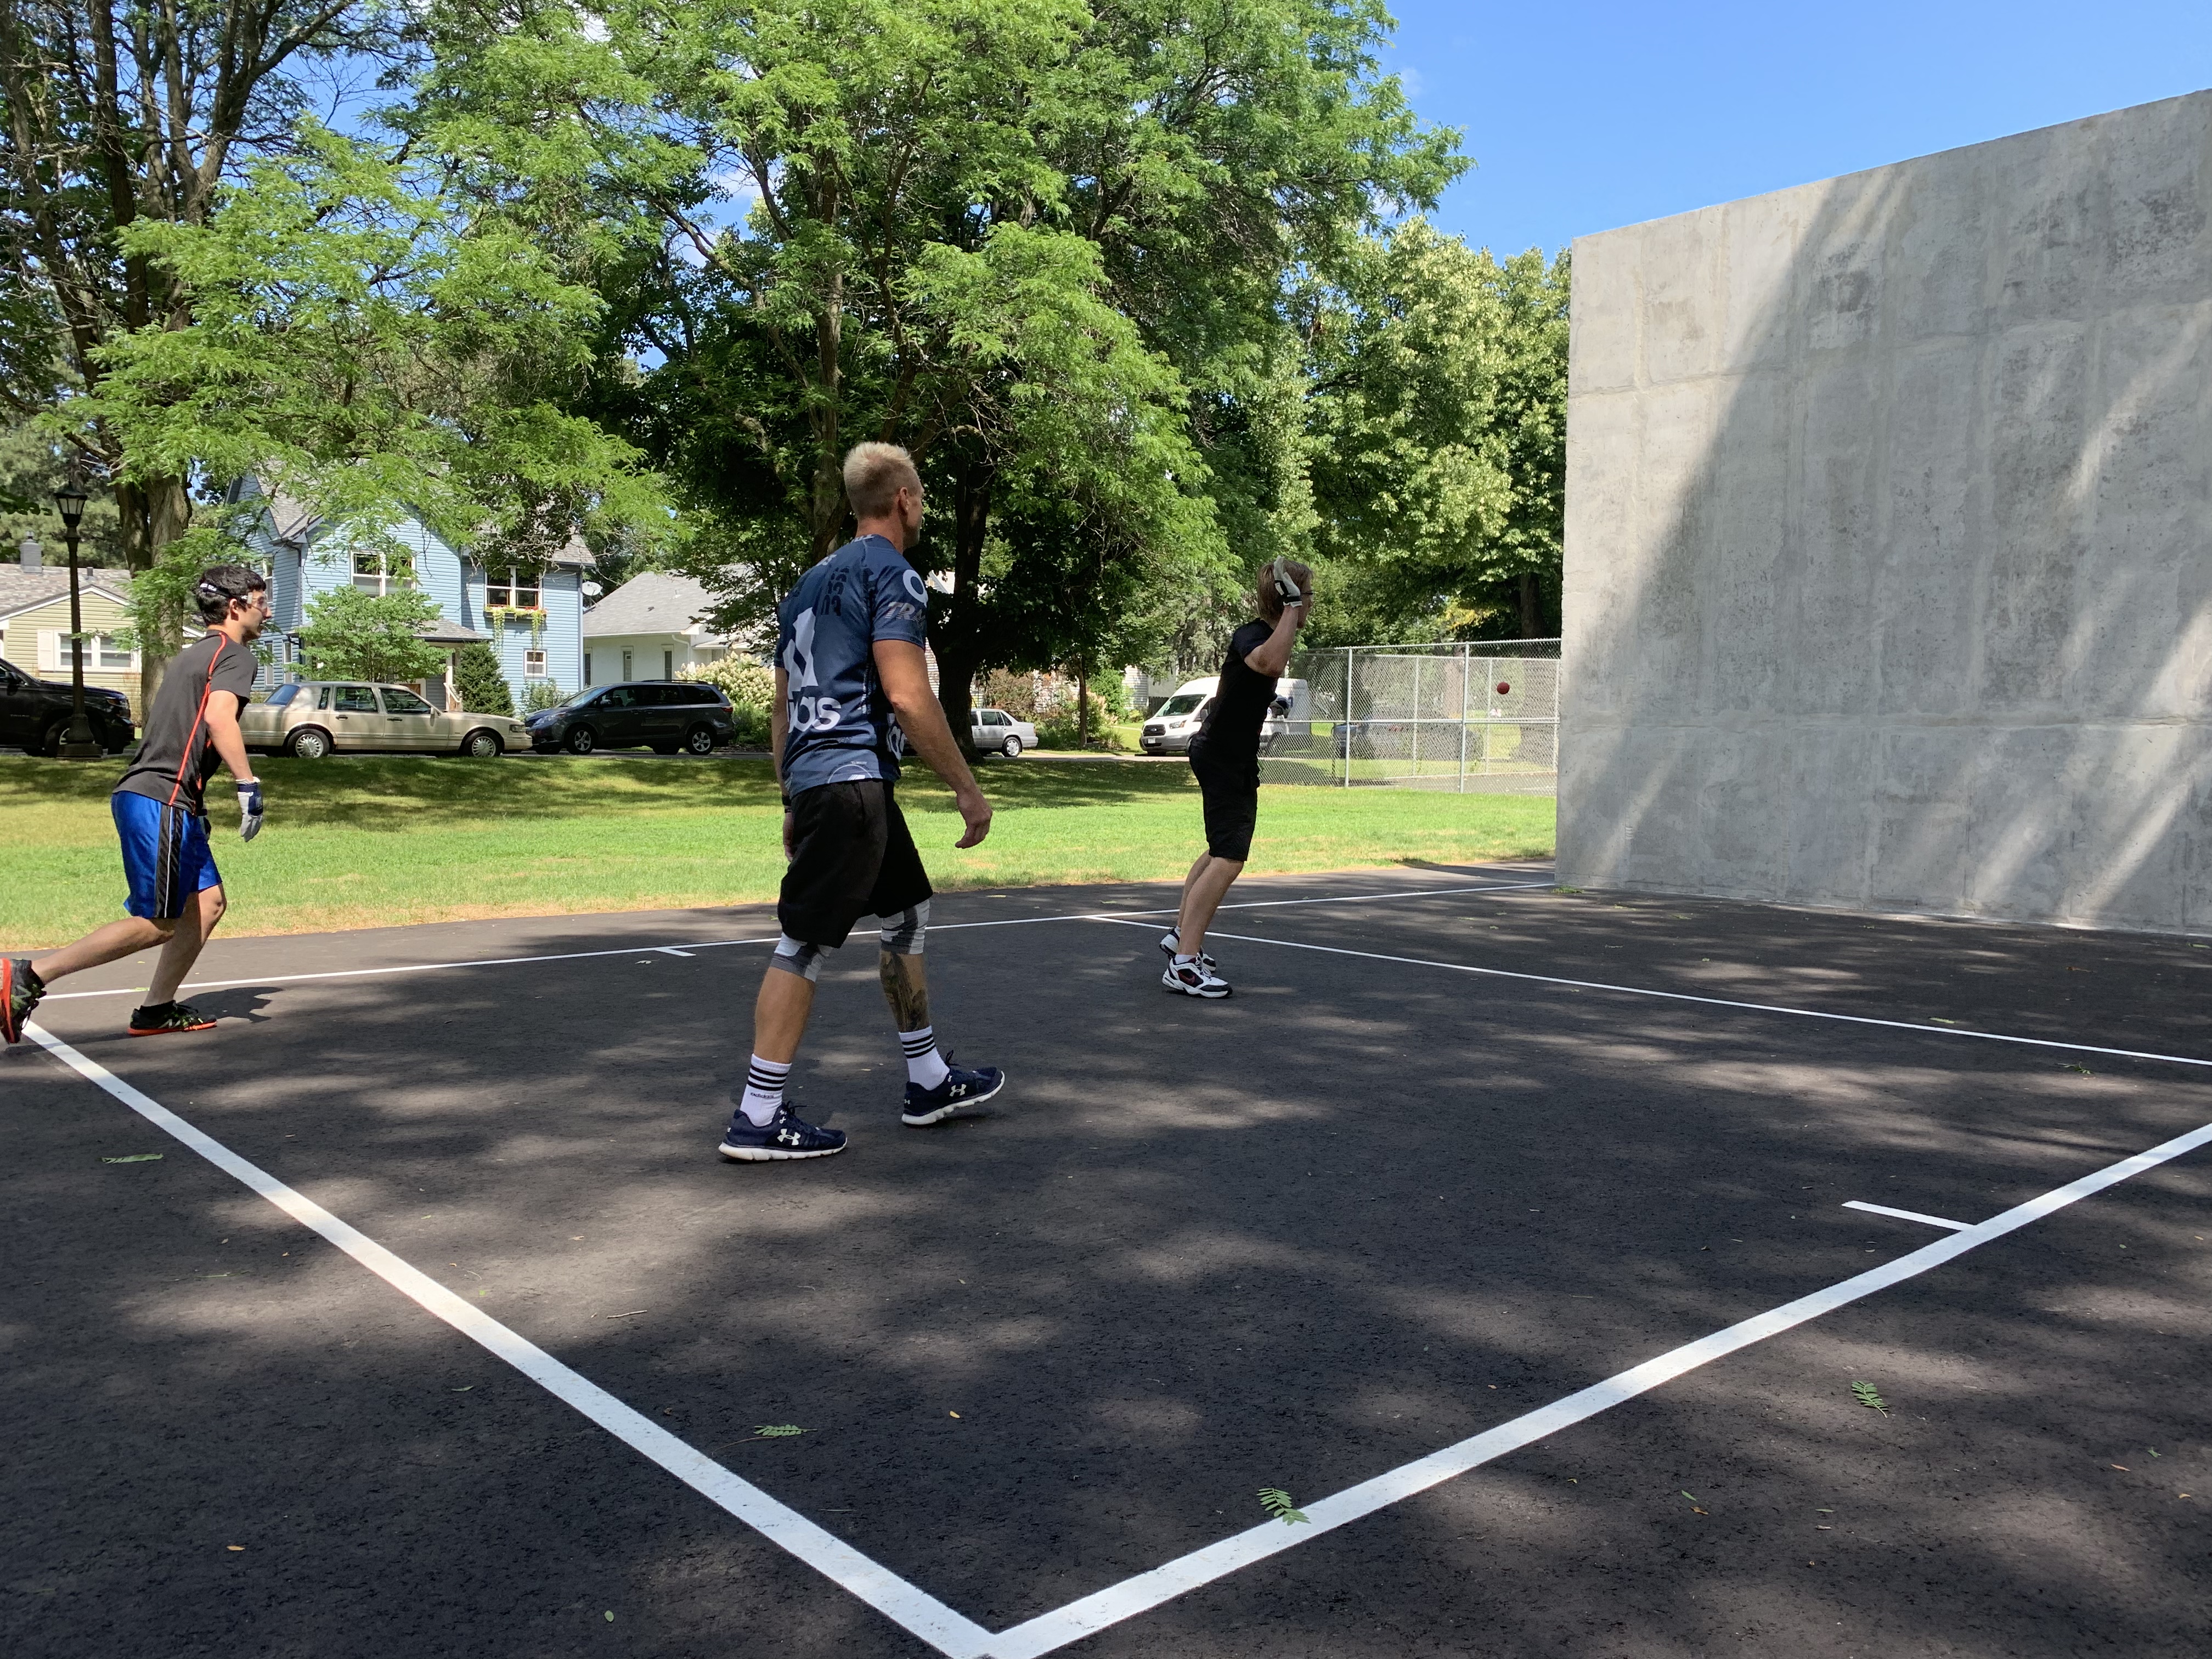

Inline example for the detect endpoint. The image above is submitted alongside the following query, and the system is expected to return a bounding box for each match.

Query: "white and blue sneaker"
[902,1063,1005,1127]
[1157,931,1216,970]
[719,1104,848,1161]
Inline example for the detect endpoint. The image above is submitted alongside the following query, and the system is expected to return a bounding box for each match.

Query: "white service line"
[1103,922,2212,1073]
[984,1111,2212,1658]
[1843,1200,1972,1231]
[21,1023,996,1659]
[42,882,1548,1002]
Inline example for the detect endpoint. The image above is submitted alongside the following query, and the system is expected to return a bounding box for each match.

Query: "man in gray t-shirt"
[3,565,270,1045]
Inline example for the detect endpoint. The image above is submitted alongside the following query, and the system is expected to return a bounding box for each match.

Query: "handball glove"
[236,778,264,842]
[1269,558,1305,607]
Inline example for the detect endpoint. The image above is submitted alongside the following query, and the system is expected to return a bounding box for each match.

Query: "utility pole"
[54,479,100,760]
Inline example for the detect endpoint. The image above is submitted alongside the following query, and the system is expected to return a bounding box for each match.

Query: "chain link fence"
[1258,639,1560,793]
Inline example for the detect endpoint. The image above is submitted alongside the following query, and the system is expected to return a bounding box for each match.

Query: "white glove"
[236,778,264,842]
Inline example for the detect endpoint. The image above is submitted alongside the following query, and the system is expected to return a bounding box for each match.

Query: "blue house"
[229,479,589,709]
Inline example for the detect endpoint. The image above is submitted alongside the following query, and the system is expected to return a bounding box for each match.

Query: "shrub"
[451,642,514,715]
[677,656,775,709]
[521,679,566,714]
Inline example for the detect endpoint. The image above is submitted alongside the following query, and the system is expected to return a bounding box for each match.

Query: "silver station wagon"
[240,681,534,759]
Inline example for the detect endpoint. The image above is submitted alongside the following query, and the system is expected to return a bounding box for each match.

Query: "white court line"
[984,1112,2212,1658]
[41,882,1548,1003]
[23,1020,2212,1656]
[1098,922,2212,1073]
[1843,1200,1972,1231]
[21,1022,997,1659]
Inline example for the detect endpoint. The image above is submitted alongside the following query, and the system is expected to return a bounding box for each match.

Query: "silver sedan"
[240,680,534,758]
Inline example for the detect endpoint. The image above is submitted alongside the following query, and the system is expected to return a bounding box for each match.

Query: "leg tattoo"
[879,949,932,1033]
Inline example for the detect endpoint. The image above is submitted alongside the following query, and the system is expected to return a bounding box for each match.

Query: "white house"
[580,571,732,686]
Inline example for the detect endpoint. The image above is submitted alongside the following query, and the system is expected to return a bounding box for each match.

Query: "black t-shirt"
[1193,619,1279,771]
[115,633,258,816]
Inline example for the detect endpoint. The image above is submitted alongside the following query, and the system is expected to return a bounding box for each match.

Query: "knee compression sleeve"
[877,900,929,956]
[770,934,830,981]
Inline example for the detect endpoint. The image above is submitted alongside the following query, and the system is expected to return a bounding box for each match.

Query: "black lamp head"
[53,486,88,529]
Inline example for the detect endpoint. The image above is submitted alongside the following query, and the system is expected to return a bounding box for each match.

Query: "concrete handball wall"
[1560,91,2212,935]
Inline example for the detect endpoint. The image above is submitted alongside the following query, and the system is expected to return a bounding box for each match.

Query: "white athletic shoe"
[1157,930,1216,970]
[1161,957,1232,998]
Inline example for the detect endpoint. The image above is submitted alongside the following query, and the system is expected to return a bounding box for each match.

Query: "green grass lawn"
[1,753,1555,947]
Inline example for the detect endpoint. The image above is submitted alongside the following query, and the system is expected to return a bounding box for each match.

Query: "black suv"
[523,680,737,755]
[0,658,137,754]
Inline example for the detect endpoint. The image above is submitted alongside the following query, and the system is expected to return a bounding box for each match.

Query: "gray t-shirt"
[115,632,258,816]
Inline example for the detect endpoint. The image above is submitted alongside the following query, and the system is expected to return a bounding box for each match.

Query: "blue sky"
[1383,1,2212,257]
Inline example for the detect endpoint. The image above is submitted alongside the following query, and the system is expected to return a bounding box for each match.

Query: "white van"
[1139,676,1306,757]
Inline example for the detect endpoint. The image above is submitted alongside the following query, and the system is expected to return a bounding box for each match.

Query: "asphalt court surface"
[5,867,2210,1657]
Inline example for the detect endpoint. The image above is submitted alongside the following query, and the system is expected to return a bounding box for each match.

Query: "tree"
[0,0,414,585]
[1301,226,1569,643]
[451,641,514,715]
[425,0,1459,747]
[295,585,447,684]
[75,122,665,664]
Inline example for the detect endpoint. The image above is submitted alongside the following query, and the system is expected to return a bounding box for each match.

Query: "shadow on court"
[4,872,2208,1658]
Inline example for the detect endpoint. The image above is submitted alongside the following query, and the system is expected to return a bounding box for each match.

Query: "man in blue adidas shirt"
[720,442,1003,1161]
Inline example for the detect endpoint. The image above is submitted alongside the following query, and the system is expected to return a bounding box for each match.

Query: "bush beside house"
[452,642,515,715]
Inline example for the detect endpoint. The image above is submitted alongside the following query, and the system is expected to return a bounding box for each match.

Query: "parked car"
[524,681,736,755]
[1139,677,1291,757]
[0,657,137,754]
[240,681,534,758]
[969,707,1038,757]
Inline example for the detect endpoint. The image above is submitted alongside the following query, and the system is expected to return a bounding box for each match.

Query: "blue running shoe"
[902,1063,1005,1127]
[718,1104,847,1161]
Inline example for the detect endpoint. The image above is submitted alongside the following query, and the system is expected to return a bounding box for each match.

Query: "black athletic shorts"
[778,778,934,947]
[1188,742,1259,862]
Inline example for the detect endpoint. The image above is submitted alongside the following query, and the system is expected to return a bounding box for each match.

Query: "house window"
[622,649,633,681]
[524,649,547,678]
[93,634,136,670]
[484,568,541,609]
[352,550,414,594]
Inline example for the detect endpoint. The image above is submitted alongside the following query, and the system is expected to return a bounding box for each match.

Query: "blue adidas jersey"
[776,534,931,795]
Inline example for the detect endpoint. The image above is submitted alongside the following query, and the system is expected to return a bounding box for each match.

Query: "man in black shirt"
[1161,558,1311,998]
[2,565,269,1043]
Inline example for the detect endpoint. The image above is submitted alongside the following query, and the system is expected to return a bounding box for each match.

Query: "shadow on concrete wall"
[1560,90,2212,935]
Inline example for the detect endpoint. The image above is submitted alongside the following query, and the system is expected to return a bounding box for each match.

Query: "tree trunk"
[1519,571,1538,638]
[117,472,195,714]
[929,453,994,760]
[1075,653,1090,747]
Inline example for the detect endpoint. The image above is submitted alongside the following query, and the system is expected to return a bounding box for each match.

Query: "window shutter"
[38,629,59,670]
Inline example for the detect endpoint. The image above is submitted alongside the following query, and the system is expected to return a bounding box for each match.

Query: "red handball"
[1494,680,1511,696]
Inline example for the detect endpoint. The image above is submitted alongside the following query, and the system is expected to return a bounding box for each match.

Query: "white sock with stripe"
[738,1055,792,1127]
[900,1026,950,1090]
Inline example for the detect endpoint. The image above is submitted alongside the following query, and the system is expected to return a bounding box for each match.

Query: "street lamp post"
[53,482,100,760]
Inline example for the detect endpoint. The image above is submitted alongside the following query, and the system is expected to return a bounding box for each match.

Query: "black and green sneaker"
[127,1001,218,1037]
[2,957,44,1044]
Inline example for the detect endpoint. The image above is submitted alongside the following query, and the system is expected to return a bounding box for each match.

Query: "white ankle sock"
[900,1026,950,1089]
[738,1055,792,1126]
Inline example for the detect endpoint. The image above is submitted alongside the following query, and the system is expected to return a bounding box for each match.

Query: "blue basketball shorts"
[112,792,222,921]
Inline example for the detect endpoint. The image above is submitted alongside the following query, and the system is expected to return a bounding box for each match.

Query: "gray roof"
[0,565,133,621]
[582,571,726,640]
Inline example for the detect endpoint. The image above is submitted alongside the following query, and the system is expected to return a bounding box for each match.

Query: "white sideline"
[21,1023,997,1659]
[1843,1200,1972,1231]
[41,880,1549,1002]
[983,1112,2212,1658]
[1116,923,2212,1073]
[22,1023,2212,1656]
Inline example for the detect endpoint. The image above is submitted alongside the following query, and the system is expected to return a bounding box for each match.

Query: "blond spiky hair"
[843,442,921,520]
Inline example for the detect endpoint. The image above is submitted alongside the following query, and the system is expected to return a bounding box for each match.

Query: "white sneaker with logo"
[1161,957,1232,998]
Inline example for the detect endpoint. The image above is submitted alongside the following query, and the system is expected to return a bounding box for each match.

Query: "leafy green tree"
[426,0,1458,746]
[296,586,448,685]
[451,642,515,715]
[0,0,415,578]
[1301,227,1568,643]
